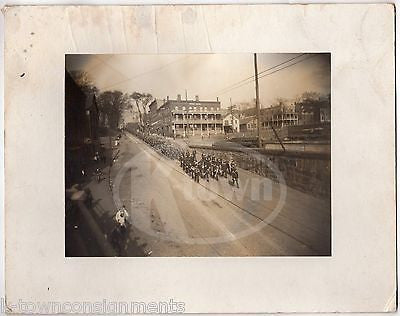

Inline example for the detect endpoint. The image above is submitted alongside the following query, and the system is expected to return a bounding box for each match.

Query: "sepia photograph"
[5,4,396,313]
[65,53,331,257]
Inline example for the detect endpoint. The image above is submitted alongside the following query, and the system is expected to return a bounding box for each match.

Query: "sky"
[65,53,330,109]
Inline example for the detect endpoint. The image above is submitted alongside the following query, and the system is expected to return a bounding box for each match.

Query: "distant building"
[223,113,240,133]
[239,107,257,119]
[65,71,87,151]
[261,103,298,128]
[65,71,100,186]
[85,93,100,143]
[237,101,255,111]
[295,95,331,125]
[149,95,223,137]
[239,116,258,132]
[319,103,331,123]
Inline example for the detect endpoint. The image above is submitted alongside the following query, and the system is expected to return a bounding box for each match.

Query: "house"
[239,116,258,133]
[223,113,240,133]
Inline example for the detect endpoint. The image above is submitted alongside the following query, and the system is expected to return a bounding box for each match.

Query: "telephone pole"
[230,97,234,133]
[254,53,262,148]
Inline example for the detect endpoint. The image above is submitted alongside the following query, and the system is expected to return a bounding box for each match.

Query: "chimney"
[195,95,199,102]
[167,96,169,101]
[216,97,219,102]
[177,94,181,101]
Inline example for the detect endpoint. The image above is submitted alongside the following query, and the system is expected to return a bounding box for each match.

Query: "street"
[101,133,331,256]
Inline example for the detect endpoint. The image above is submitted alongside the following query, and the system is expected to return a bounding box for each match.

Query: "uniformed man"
[194,162,200,183]
[231,163,239,188]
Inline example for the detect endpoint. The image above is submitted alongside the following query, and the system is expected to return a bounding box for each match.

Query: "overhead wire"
[216,54,318,96]
[213,53,307,96]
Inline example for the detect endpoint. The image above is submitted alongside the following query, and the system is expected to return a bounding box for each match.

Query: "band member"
[230,163,239,188]
[194,163,200,183]
[222,160,229,178]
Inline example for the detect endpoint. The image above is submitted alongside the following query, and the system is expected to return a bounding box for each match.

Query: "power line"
[259,54,317,80]
[213,53,306,96]
[215,53,306,95]
[217,54,318,96]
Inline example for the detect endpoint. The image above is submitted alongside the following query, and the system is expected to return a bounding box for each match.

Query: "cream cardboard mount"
[3,4,396,314]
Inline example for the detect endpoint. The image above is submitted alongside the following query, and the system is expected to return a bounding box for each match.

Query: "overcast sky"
[66,53,330,108]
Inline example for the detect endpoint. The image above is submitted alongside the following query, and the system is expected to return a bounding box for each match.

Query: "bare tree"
[130,92,153,130]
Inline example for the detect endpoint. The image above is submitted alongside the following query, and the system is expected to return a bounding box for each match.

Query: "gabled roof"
[223,113,240,120]
[240,107,256,117]
[239,116,256,124]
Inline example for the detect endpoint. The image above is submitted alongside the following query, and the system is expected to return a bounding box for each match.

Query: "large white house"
[223,113,240,133]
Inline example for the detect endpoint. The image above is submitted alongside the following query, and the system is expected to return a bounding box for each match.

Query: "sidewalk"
[66,131,149,257]
[83,159,149,256]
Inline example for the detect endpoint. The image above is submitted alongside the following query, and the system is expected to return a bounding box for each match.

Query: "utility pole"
[230,98,233,132]
[108,133,112,191]
[254,53,262,148]
[184,89,188,138]
[229,97,235,133]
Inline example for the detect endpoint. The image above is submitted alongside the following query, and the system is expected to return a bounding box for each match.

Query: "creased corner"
[5,296,15,314]
[384,291,397,312]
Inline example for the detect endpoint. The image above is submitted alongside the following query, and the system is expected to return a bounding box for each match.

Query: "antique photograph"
[65,53,331,257]
[5,4,395,313]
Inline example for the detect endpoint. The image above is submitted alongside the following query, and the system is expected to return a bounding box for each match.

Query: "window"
[182,106,186,110]
[211,107,214,111]
[175,106,178,110]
